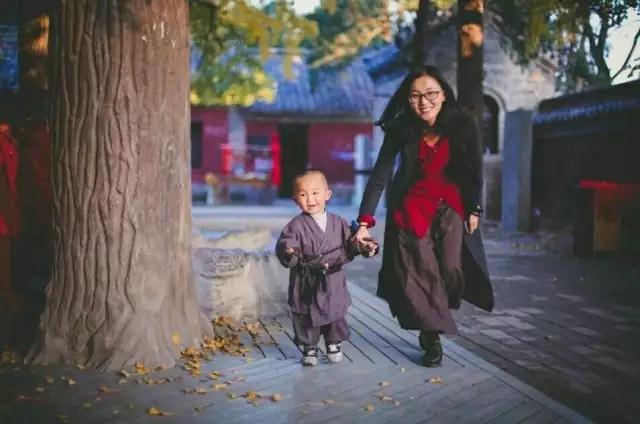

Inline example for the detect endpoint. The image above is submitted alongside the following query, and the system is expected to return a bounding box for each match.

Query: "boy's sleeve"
[339,218,359,262]
[275,220,300,268]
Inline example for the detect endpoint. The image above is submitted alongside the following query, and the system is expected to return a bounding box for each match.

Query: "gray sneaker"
[301,346,318,366]
[326,343,343,363]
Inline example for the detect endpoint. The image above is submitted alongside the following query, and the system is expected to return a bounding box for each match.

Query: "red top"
[392,137,463,238]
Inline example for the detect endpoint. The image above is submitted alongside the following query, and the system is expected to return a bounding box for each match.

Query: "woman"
[354,65,494,367]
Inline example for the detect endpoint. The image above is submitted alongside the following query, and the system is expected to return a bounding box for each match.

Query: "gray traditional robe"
[276,212,354,327]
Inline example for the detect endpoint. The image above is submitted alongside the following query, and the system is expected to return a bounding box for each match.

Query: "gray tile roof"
[246,53,374,119]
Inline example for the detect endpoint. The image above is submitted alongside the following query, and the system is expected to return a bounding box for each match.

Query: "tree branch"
[612,26,640,80]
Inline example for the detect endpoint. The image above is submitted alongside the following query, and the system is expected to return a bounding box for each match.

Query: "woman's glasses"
[409,90,441,104]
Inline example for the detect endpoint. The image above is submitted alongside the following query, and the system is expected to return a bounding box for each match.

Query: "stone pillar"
[502,109,534,232]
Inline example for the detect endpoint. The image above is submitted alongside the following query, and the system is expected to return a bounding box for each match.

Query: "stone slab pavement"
[195,205,640,423]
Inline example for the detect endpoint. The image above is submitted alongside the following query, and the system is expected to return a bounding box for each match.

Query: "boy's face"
[293,173,332,215]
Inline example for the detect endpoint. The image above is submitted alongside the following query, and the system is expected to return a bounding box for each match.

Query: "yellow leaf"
[120,370,131,378]
[208,371,223,380]
[213,383,228,391]
[364,404,374,412]
[227,392,239,399]
[67,378,76,386]
[172,333,181,345]
[271,394,283,402]
[379,381,391,387]
[378,395,393,402]
[195,386,208,395]
[428,376,444,384]
[146,406,172,416]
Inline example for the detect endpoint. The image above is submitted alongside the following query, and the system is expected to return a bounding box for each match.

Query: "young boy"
[276,169,375,366]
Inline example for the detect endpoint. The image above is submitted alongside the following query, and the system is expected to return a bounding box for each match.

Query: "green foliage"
[490,0,640,91]
[190,0,318,107]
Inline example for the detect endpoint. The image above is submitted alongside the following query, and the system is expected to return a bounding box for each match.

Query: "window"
[191,122,203,169]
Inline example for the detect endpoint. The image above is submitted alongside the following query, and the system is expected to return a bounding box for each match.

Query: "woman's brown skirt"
[377,204,465,334]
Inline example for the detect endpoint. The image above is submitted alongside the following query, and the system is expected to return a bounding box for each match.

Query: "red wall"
[308,123,373,183]
[191,107,227,183]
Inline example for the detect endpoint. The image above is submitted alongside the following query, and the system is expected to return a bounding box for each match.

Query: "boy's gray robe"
[276,213,354,327]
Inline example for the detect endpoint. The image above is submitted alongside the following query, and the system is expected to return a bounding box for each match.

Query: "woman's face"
[408,75,445,126]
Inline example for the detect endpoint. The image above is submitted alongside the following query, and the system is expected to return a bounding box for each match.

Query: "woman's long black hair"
[376,65,460,135]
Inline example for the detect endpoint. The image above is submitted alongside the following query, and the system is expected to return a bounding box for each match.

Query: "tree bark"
[457,0,484,142]
[27,0,211,370]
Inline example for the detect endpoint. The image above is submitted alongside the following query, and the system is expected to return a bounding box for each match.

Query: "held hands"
[354,225,378,256]
[465,214,479,234]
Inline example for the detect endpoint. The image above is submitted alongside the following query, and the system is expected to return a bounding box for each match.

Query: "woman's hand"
[465,214,479,234]
[355,225,371,243]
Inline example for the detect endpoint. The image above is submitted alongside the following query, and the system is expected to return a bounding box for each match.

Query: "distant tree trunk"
[412,0,434,66]
[28,0,211,370]
[13,0,52,309]
[457,0,484,142]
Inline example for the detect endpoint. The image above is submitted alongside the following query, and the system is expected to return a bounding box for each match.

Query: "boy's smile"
[293,172,332,216]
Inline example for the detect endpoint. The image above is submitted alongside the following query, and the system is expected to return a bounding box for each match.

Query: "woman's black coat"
[359,112,494,312]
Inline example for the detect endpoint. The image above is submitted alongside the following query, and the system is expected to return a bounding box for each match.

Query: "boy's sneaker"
[326,343,343,363]
[301,346,318,366]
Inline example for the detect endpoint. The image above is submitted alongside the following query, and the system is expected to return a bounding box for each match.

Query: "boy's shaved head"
[293,169,329,189]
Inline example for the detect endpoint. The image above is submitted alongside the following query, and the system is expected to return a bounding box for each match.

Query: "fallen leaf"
[134,361,150,375]
[16,395,32,401]
[75,364,86,370]
[271,394,284,402]
[112,409,120,414]
[399,367,406,372]
[394,400,401,406]
[82,402,92,409]
[378,395,392,402]
[120,370,131,378]
[428,376,444,384]
[242,391,261,401]
[67,378,77,386]
[45,376,55,384]
[364,404,375,412]
[323,399,335,405]
[227,392,239,399]
[146,406,172,416]
[172,333,181,345]
[213,383,228,391]
[379,381,391,387]
[34,387,45,393]
[118,378,128,384]
[98,385,122,394]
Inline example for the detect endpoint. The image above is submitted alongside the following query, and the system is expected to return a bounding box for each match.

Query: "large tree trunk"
[28,0,211,370]
[457,0,484,141]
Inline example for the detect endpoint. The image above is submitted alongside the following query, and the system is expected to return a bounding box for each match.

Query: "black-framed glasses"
[408,90,441,104]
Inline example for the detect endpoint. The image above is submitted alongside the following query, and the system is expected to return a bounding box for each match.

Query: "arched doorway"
[482,95,499,154]
[482,94,501,220]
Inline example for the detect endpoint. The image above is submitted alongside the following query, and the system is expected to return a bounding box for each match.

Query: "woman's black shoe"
[419,331,443,367]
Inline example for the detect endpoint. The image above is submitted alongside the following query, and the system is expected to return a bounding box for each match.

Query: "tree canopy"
[490,0,640,91]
